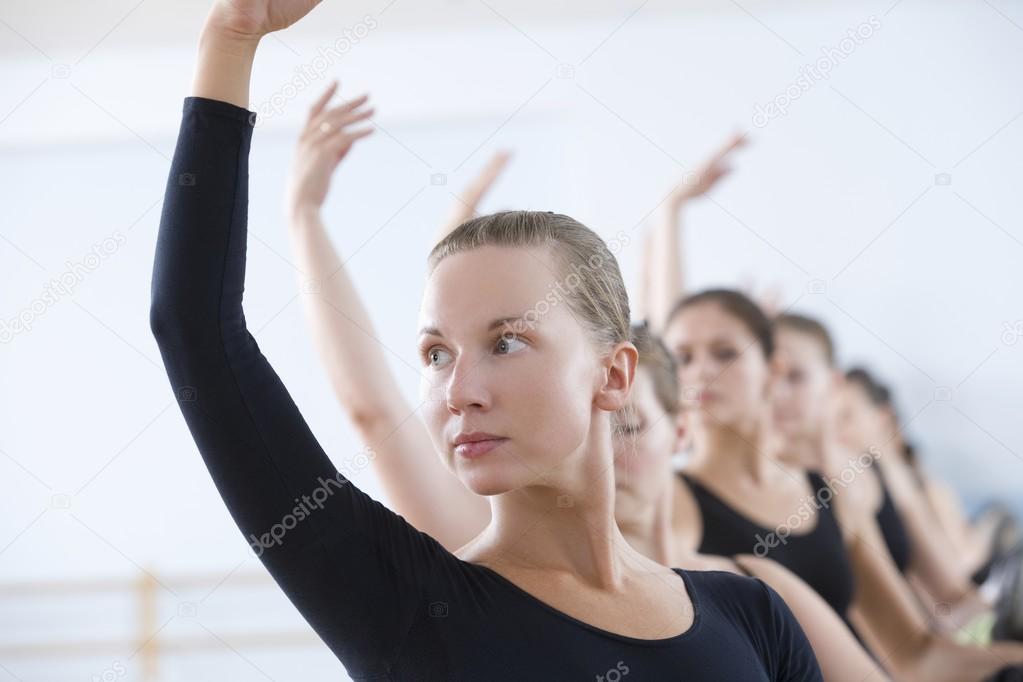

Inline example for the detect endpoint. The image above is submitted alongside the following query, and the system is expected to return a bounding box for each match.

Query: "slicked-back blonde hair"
[428,211,630,352]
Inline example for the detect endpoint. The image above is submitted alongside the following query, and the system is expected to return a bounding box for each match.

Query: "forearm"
[435,194,478,246]
[647,203,684,335]
[289,208,403,423]
[289,209,491,549]
[903,501,975,604]
[847,518,934,668]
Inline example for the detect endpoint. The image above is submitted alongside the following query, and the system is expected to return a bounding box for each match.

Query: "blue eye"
[495,335,526,355]
[427,347,452,368]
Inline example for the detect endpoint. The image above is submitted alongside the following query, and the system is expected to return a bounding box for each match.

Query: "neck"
[785,427,827,470]
[691,412,773,483]
[481,422,639,587]
[615,478,676,566]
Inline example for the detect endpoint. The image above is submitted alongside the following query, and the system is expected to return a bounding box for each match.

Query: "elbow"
[149,296,214,352]
[149,295,187,347]
[346,400,397,441]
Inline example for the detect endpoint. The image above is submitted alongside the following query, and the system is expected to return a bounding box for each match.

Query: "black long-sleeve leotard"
[149,95,823,682]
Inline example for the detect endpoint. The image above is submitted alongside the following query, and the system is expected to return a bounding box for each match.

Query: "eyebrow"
[418,315,532,339]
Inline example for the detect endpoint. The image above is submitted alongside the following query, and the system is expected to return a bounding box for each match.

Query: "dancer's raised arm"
[287,84,491,550]
[434,150,512,246]
[149,3,445,676]
[645,134,745,334]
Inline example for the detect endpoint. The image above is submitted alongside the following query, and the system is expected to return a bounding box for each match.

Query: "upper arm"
[737,556,887,681]
[841,507,932,654]
[753,577,825,681]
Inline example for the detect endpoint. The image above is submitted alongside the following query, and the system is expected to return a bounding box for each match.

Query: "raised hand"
[286,81,375,218]
[667,133,747,208]
[205,0,324,40]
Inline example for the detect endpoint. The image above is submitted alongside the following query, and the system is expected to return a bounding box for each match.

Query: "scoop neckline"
[680,471,823,538]
[471,563,703,647]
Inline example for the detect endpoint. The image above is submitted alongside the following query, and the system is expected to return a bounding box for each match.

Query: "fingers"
[319,99,373,130]
[308,80,340,121]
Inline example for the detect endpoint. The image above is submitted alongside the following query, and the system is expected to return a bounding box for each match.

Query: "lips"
[452,432,508,459]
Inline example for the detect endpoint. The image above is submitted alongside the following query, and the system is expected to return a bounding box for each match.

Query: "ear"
[595,341,638,412]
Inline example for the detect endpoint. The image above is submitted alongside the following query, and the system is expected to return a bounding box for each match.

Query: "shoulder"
[682,569,821,679]
[681,568,775,613]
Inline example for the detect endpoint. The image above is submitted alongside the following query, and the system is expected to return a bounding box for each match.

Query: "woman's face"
[612,368,682,513]
[834,381,886,452]
[418,245,619,496]
[663,302,770,429]
[771,328,835,441]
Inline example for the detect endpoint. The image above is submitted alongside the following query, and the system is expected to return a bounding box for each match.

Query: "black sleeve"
[758,580,824,682]
[149,96,445,678]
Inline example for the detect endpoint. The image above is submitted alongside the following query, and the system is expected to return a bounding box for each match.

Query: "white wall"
[2,1,1022,680]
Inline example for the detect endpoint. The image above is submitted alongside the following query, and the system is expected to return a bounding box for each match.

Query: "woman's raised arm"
[644,134,745,334]
[433,150,511,246]
[286,84,492,551]
[149,4,445,676]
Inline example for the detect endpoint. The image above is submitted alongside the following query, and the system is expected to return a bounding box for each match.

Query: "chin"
[456,465,521,497]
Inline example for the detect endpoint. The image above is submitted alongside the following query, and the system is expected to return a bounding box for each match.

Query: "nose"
[445,356,491,415]
[682,350,717,386]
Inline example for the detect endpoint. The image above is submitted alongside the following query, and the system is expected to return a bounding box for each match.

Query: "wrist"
[288,203,323,230]
[199,21,262,57]
[662,197,689,216]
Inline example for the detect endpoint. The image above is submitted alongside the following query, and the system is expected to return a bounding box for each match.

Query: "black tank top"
[680,471,857,626]
[874,465,912,573]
